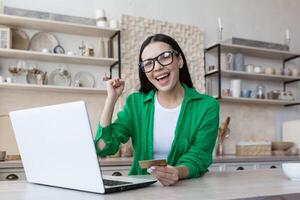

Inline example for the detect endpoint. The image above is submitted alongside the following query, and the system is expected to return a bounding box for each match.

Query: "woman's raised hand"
[106,78,125,100]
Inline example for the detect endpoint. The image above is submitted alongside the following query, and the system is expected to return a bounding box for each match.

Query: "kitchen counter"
[213,154,300,163]
[1,155,299,169]
[1,169,300,200]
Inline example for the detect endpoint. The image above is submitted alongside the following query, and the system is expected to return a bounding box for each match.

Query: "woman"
[94,34,219,186]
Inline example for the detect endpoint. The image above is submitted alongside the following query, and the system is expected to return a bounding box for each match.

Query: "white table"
[0,169,300,200]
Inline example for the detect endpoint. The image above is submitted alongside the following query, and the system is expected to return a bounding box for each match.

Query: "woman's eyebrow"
[143,50,172,60]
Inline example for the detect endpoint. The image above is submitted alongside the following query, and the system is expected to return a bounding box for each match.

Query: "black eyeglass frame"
[139,50,180,73]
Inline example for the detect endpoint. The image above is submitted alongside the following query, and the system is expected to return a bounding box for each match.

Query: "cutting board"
[282,120,300,149]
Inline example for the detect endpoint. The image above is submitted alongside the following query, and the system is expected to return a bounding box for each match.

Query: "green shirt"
[94,84,219,178]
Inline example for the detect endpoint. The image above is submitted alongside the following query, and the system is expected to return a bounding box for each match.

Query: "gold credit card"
[139,159,167,169]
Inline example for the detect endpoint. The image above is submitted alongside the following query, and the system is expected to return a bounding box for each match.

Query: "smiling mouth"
[155,73,170,81]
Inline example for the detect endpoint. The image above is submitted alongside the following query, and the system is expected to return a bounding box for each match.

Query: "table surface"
[1,155,300,169]
[1,169,300,200]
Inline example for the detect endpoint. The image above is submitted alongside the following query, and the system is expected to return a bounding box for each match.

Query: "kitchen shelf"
[0,48,118,66]
[206,43,299,60]
[219,96,300,106]
[204,43,300,106]
[0,83,107,94]
[206,69,300,82]
[0,14,119,38]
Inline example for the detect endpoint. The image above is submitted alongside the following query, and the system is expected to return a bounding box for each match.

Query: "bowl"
[282,163,300,181]
[271,141,294,151]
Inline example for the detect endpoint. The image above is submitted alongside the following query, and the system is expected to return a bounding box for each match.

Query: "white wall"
[5,0,300,51]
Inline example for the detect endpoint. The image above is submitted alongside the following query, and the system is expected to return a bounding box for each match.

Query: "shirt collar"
[142,83,204,103]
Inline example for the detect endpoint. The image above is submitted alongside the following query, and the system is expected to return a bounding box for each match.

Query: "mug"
[245,64,255,73]
[241,89,252,98]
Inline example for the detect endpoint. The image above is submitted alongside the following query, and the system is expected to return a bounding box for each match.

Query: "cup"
[6,77,13,83]
[67,51,75,56]
[230,79,241,98]
[265,67,274,75]
[241,89,252,98]
[254,66,264,73]
[245,64,255,73]
[41,48,50,53]
[291,68,300,77]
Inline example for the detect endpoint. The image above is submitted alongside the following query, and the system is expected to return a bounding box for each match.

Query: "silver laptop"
[9,101,156,194]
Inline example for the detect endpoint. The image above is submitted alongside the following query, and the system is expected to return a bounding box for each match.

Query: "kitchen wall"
[2,0,300,154]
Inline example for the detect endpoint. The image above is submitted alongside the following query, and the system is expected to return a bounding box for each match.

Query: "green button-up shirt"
[94,84,219,178]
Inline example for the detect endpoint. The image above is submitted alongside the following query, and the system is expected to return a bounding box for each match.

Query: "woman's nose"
[153,60,163,71]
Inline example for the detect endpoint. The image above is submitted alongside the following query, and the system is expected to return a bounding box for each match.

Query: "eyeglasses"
[139,50,180,73]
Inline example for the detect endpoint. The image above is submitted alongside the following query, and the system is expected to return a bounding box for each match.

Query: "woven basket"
[236,144,271,156]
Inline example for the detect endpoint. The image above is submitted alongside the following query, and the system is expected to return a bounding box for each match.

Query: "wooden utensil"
[218,116,231,144]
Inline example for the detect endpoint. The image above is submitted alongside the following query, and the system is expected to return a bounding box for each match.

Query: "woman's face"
[141,42,183,92]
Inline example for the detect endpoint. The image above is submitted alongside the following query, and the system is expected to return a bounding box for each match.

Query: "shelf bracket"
[283,55,300,69]
[285,103,300,107]
[108,31,121,79]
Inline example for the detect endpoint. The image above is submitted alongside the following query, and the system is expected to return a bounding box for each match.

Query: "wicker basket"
[236,144,271,156]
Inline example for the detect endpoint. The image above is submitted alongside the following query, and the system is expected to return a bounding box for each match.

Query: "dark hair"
[138,34,193,94]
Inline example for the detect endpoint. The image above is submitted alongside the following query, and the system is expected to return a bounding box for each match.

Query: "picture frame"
[0,26,12,49]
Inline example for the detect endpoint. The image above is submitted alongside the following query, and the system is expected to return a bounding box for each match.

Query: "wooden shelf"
[206,69,300,81]
[219,96,300,106]
[206,43,299,60]
[0,14,119,38]
[0,83,107,94]
[0,48,118,66]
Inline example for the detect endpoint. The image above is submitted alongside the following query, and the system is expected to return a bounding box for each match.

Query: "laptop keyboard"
[103,179,132,186]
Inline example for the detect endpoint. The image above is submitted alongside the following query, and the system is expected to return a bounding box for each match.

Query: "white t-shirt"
[153,94,181,160]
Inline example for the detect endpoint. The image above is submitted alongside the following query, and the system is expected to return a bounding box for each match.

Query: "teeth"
[156,74,169,80]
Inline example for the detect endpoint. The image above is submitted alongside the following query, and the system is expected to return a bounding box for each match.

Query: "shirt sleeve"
[176,99,219,178]
[94,95,134,157]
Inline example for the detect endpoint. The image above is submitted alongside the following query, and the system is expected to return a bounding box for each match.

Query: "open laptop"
[9,101,156,194]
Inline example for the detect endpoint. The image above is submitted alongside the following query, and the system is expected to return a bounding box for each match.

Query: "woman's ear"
[178,55,184,69]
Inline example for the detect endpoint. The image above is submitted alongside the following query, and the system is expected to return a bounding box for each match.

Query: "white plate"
[29,32,59,52]
[48,67,72,86]
[74,71,95,88]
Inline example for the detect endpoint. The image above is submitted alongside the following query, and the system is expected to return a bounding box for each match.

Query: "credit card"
[139,159,167,169]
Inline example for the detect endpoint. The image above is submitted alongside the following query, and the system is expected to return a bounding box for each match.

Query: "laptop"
[9,101,156,194]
